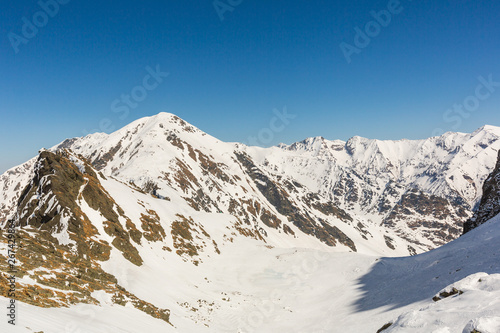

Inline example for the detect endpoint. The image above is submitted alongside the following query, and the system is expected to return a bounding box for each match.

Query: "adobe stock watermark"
[246,107,296,146]
[433,74,499,137]
[82,65,169,136]
[220,251,330,332]
[5,220,18,326]
[213,0,243,21]
[226,106,295,182]
[8,0,71,54]
[340,0,412,64]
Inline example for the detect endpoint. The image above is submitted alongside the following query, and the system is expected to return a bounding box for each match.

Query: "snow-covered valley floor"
[2,214,500,333]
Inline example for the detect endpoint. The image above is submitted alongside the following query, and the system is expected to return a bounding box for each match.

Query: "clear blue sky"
[1,0,500,173]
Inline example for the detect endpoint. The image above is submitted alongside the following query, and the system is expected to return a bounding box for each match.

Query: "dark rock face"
[15,150,151,266]
[16,150,113,262]
[235,152,357,251]
[383,189,465,246]
[464,150,500,233]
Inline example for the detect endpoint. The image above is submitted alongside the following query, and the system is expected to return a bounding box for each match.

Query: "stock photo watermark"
[246,107,297,146]
[8,0,72,54]
[213,0,243,21]
[221,251,330,333]
[82,65,169,136]
[5,220,18,326]
[433,74,499,136]
[226,106,295,184]
[339,0,412,64]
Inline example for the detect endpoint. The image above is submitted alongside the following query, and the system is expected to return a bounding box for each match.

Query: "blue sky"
[1,0,500,173]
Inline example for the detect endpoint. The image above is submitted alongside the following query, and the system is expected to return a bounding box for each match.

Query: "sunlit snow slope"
[1,205,499,332]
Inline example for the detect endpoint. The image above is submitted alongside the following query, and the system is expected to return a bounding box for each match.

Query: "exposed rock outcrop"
[464,149,500,233]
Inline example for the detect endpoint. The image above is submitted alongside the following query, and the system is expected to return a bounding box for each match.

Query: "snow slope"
[376,213,500,333]
[2,212,499,332]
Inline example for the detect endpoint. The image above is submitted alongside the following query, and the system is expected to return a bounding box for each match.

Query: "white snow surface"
[1,212,499,332]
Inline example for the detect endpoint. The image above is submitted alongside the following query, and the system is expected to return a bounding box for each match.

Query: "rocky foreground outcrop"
[464,149,500,233]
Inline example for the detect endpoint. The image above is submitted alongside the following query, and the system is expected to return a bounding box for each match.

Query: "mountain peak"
[149,112,190,126]
[284,136,328,153]
[473,124,500,135]
[129,112,199,132]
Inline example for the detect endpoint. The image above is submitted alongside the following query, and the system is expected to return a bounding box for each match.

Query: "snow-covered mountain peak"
[473,124,500,135]
[285,136,333,155]
[281,125,499,163]
[54,112,233,182]
[111,111,205,141]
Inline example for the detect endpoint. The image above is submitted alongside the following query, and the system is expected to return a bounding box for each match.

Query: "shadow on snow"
[353,218,500,312]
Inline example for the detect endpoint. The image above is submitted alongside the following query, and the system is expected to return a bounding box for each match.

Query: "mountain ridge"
[2,113,500,252]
